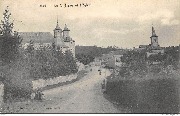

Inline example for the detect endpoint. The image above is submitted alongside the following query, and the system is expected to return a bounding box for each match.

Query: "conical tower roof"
[63,24,70,31]
[55,17,61,30]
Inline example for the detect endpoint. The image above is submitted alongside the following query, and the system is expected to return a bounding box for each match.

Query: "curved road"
[3,66,126,113]
[43,66,121,113]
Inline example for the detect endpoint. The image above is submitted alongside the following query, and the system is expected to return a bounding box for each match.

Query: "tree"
[64,50,78,74]
[26,40,34,54]
[76,54,95,65]
[0,6,22,64]
[0,6,13,36]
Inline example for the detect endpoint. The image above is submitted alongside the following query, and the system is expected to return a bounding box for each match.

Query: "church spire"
[55,16,61,30]
[152,26,156,36]
[57,16,59,25]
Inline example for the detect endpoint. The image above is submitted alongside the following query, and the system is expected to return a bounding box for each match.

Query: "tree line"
[119,47,179,77]
[26,42,78,80]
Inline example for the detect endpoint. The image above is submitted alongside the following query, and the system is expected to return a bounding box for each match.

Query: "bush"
[3,57,32,102]
[26,45,78,80]
[121,50,148,75]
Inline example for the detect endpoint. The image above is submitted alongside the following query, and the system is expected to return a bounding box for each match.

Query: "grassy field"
[105,72,180,113]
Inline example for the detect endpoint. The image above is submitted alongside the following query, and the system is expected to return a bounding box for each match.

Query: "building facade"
[95,50,126,69]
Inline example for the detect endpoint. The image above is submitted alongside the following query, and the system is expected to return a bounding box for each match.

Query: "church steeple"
[54,17,63,46]
[55,16,61,30]
[150,26,159,48]
[152,26,157,36]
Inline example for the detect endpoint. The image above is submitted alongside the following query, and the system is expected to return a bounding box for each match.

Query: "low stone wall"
[32,74,77,91]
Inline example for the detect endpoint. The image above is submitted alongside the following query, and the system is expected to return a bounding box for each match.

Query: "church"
[19,20,75,57]
[137,26,164,57]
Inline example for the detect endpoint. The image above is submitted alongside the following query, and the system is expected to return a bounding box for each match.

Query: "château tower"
[52,19,75,56]
[63,24,70,41]
[63,24,75,57]
[53,19,64,47]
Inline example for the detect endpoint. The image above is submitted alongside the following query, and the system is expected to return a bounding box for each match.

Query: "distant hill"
[75,45,120,65]
[75,45,118,57]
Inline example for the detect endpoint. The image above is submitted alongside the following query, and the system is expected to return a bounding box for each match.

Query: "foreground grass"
[105,71,180,113]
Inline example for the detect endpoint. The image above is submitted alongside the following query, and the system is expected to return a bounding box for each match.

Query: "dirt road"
[2,66,125,113]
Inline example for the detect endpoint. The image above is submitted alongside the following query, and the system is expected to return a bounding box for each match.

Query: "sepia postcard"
[0,0,180,114]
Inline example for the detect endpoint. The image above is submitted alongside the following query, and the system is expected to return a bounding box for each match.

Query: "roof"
[55,24,62,30]
[63,24,70,31]
[19,32,54,44]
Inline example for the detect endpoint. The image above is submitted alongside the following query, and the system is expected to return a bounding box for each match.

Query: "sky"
[0,0,180,48]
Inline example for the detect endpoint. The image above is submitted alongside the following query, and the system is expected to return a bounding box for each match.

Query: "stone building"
[53,20,75,56]
[95,50,126,69]
[136,26,164,57]
[19,20,75,57]
[146,26,164,57]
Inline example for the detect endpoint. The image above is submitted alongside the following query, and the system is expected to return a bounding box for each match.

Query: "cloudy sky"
[0,0,179,48]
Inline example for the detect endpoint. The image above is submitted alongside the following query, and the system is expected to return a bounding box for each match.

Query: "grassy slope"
[105,71,180,113]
